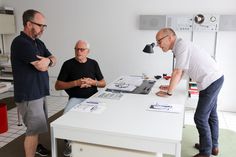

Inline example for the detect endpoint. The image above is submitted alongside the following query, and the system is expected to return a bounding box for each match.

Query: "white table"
[50,78,188,157]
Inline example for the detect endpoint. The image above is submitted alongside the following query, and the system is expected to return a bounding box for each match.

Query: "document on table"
[97,92,123,100]
[107,83,136,92]
[71,100,106,114]
[106,76,143,92]
[147,102,182,113]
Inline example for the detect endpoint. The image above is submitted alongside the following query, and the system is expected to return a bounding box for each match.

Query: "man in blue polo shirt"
[11,9,56,157]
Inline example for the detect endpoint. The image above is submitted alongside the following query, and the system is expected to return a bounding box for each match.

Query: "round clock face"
[194,14,205,24]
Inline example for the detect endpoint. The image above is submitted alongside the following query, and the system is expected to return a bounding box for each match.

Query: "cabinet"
[0,10,15,81]
[0,14,15,34]
[215,32,236,112]
[0,12,16,54]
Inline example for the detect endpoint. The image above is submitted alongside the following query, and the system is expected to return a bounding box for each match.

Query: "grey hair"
[75,40,90,49]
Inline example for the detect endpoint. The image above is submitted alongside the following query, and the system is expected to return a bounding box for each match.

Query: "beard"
[31,28,43,39]
[75,55,87,63]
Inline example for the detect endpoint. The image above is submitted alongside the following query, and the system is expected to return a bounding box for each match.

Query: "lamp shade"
[143,43,155,53]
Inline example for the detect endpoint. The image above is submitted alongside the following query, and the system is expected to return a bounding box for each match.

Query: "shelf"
[0,73,13,81]
[0,64,13,81]
[0,76,13,81]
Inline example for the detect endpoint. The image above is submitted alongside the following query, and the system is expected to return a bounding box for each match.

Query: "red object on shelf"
[0,103,8,133]
[189,91,199,95]
[163,76,171,80]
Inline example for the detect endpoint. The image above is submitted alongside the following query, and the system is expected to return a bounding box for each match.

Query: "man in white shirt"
[155,28,224,157]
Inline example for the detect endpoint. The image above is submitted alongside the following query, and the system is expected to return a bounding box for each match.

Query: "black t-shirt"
[11,31,52,102]
[57,58,104,98]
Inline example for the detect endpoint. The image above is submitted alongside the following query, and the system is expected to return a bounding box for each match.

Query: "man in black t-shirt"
[55,40,106,101]
[55,40,106,156]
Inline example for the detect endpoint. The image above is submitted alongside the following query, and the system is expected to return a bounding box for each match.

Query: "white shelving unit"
[0,61,13,82]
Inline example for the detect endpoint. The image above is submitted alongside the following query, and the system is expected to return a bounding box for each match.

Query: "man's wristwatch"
[166,92,172,96]
[48,58,53,67]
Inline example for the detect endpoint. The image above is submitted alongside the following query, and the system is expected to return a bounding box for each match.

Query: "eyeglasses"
[30,21,47,29]
[74,48,88,52]
[157,35,168,45]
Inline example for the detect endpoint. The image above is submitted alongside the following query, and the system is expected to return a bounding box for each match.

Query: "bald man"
[155,28,224,157]
[55,40,106,156]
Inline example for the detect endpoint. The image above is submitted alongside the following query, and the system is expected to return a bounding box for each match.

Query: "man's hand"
[80,83,91,88]
[156,91,169,97]
[31,55,50,71]
[80,78,94,88]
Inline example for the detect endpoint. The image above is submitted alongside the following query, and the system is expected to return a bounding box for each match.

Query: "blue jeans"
[63,98,86,145]
[194,76,224,155]
[63,97,86,114]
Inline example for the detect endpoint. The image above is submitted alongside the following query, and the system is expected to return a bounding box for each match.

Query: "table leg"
[51,126,57,157]
[175,143,181,157]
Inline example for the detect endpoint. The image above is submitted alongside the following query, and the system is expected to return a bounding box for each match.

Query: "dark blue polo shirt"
[11,31,52,102]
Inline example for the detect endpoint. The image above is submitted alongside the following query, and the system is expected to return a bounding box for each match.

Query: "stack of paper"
[71,100,106,114]
[97,92,123,100]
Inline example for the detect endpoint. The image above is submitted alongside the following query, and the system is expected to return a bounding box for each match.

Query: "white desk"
[50,78,188,157]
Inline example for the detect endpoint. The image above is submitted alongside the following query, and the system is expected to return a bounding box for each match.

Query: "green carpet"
[164,125,236,157]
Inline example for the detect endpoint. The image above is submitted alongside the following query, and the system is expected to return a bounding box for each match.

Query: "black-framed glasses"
[30,21,47,29]
[74,48,88,52]
[157,35,168,45]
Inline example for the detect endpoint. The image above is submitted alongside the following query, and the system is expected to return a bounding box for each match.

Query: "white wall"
[2,0,236,111]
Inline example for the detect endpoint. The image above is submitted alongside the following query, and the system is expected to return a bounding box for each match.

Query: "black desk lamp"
[143,42,175,70]
[143,43,155,53]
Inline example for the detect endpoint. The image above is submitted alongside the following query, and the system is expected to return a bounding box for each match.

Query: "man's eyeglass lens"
[75,48,87,52]
[157,35,168,45]
[30,21,47,29]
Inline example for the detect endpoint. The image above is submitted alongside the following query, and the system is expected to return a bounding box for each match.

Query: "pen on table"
[155,104,172,108]
[90,106,97,112]
[86,101,99,104]
[159,105,172,107]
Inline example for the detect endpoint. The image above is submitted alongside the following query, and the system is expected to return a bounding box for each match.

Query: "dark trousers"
[194,76,224,155]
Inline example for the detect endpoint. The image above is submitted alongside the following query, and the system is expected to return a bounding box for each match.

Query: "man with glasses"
[55,40,106,156]
[11,9,56,157]
[155,28,224,157]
